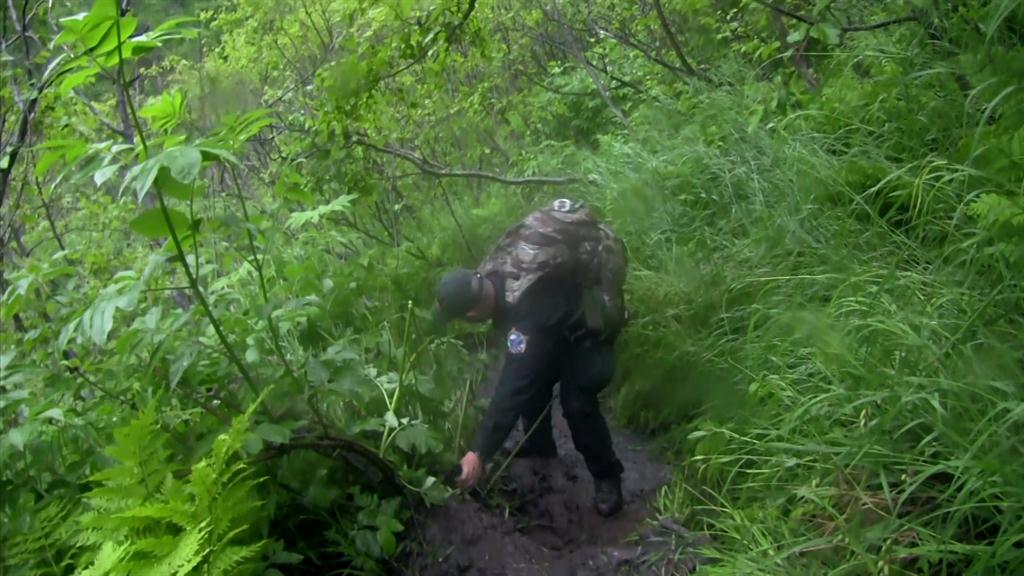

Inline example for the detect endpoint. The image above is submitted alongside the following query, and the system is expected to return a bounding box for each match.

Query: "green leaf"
[35,140,87,177]
[56,14,89,45]
[354,529,380,558]
[169,345,197,388]
[0,349,14,370]
[155,16,201,33]
[161,147,202,183]
[787,26,807,44]
[0,389,30,411]
[131,148,200,202]
[384,411,399,429]
[80,19,115,52]
[155,168,195,201]
[242,432,264,455]
[129,207,191,239]
[38,408,65,423]
[140,91,186,133]
[255,423,291,444]
[93,163,119,187]
[131,158,162,202]
[60,65,101,94]
[6,427,29,451]
[80,541,130,576]
[377,528,397,557]
[81,274,141,345]
[90,0,119,18]
[225,109,274,143]
[196,146,239,165]
[275,169,313,203]
[285,195,357,229]
[306,357,330,384]
[810,23,841,45]
[245,346,260,363]
[35,151,62,178]
[91,16,137,56]
[379,515,403,533]
[394,422,442,454]
[122,39,161,59]
[811,0,832,17]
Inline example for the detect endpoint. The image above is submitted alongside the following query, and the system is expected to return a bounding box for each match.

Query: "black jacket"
[470,272,586,461]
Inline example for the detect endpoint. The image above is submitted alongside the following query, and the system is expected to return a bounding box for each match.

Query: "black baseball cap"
[433,269,484,324]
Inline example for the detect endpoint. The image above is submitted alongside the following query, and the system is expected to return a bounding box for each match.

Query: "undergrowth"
[3,1,1022,574]
[580,86,1024,575]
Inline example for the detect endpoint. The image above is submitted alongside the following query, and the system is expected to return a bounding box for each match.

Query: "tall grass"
[560,86,1024,574]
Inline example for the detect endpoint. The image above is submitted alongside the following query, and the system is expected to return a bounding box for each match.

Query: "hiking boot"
[594,475,623,517]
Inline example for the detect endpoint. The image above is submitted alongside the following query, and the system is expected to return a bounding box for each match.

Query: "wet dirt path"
[406,387,708,575]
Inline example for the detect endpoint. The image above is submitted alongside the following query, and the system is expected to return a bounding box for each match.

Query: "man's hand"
[456,451,484,489]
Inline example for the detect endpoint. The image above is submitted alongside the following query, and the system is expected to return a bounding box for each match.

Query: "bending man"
[433,199,627,517]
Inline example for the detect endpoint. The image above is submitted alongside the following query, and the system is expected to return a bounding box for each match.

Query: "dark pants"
[518,336,624,480]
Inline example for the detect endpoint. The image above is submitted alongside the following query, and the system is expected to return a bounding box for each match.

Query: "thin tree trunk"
[770,11,820,90]
[548,1,633,132]
[36,178,67,253]
[651,0,700,77]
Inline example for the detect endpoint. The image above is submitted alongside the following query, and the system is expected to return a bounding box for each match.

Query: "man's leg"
[516,377,557,458]
[560,337,624,515]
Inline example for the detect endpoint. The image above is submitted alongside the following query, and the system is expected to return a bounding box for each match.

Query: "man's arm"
[470,325,557,463]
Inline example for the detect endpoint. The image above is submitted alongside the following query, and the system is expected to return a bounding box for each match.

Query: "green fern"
[968,192,1024,262]
[207,543,265,575]
[79,541,130,576]
[0,498,78,576]
[970,193,1024,228]
[74,398,270,575]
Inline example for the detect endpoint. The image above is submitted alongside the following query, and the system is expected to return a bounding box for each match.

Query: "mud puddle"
[405,386,709,575]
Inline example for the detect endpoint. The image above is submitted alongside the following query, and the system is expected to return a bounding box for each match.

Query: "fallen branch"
[259,434,405,496]
[355,139,579,186]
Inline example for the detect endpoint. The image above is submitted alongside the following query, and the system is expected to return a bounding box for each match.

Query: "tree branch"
[354,139,579,186]
[34,176,67,253]
[651,0,700,77]
[843,15,919,32]
[544,1,633,132]
[588,20,690,80]
[753,1,918,33]
[756,0,815,25]
[73,89,132,141]
[770,10,819,90]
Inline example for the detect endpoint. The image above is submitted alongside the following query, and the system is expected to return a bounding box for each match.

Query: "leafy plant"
[73,398,268,575]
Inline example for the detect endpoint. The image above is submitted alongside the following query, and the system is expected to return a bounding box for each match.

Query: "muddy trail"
[405,386,709,575]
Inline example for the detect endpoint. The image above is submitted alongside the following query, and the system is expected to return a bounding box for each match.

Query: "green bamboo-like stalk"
[113,15,261,402]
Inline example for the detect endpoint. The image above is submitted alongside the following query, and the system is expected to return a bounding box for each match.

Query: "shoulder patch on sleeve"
[507,328,528,354]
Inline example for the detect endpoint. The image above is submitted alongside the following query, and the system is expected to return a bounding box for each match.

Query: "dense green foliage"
[2,0,1022,574]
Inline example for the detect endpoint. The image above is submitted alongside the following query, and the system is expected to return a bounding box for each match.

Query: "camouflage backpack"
[478,198,628,334]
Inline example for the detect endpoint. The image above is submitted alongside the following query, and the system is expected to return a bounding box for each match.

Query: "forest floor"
[405,384,709,575]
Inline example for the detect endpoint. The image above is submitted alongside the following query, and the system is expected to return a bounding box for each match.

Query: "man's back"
[478,199,627,335]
